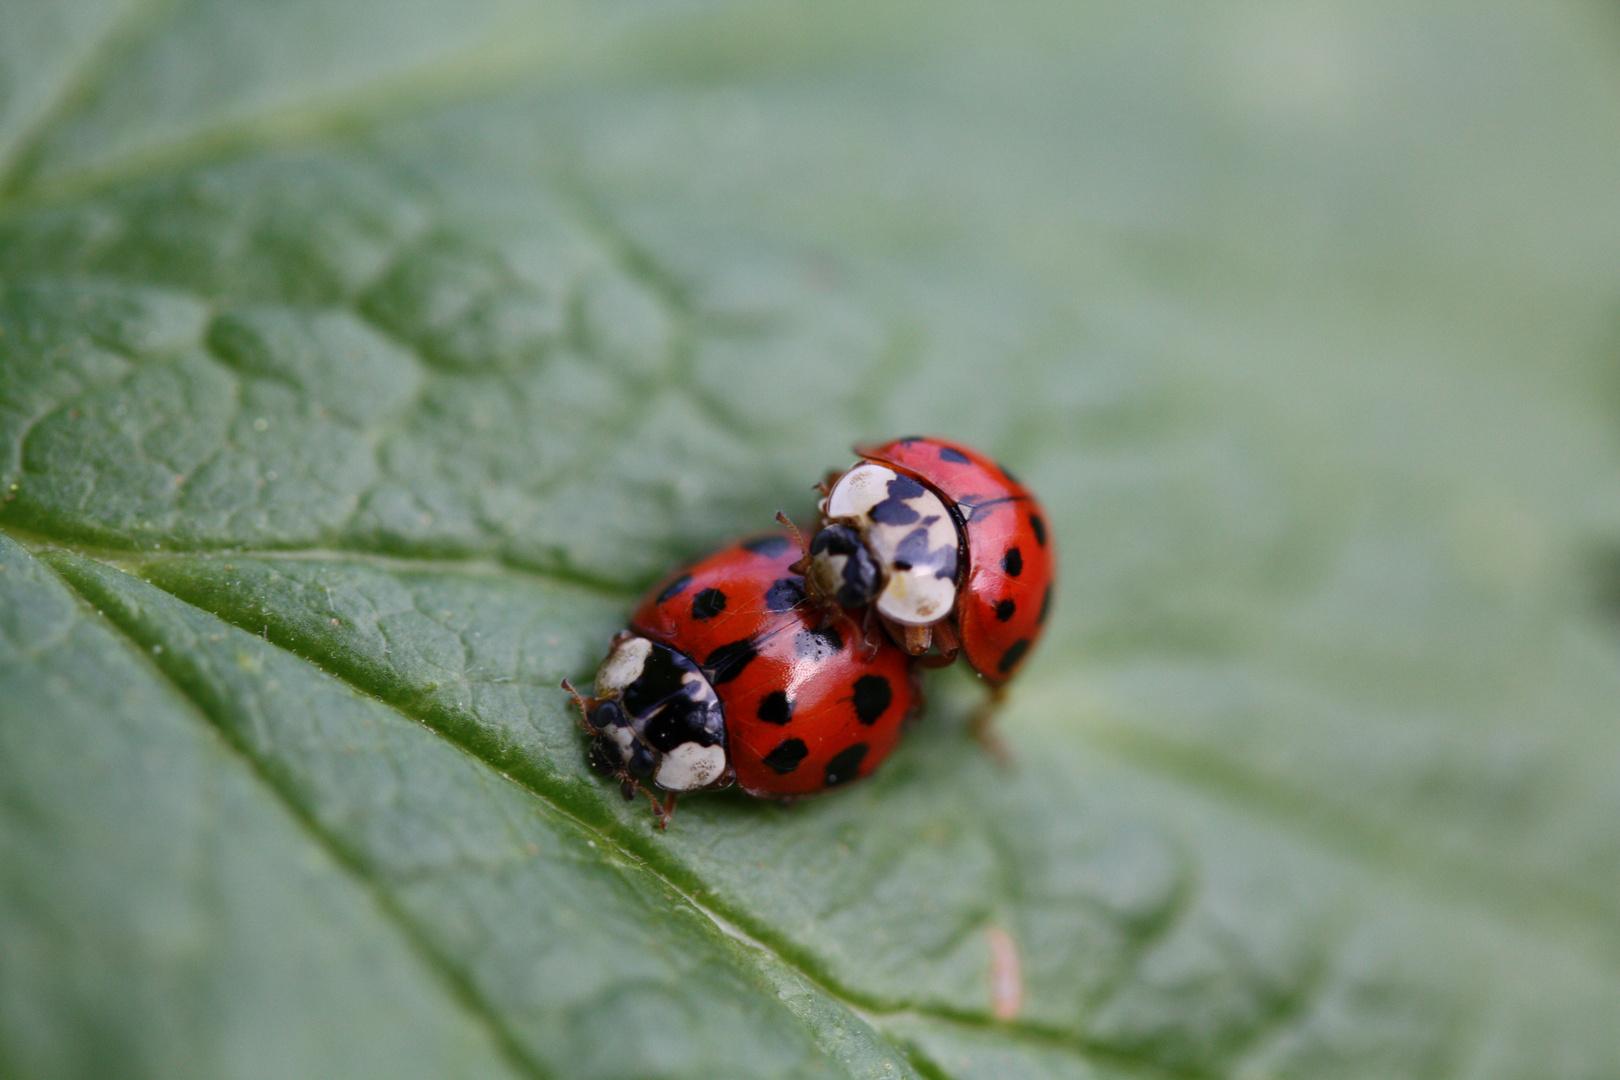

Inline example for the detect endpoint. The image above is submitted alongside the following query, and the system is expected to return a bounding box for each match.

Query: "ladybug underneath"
[799,436,1054,691]
[563,531,919,827]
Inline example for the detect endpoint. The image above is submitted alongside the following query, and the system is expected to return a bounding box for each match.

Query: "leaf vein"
[48,553,559,1080]
[120,548,1256,1080]
[0,0,179,199]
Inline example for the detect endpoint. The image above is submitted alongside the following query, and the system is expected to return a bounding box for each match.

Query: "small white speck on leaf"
[252,417,268,432]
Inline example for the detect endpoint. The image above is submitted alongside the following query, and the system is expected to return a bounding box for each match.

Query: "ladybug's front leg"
[821,602,870,656]
[931,618,962,666]
[646,789,679,830]
[621,780,678,828]
[903,623,961,669]
[858,605,884,660]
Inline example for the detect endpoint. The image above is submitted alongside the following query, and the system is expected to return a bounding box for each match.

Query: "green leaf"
[4,2,1620,1077]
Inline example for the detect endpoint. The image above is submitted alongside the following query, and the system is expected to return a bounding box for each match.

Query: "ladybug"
[562,530,919,826]
[799,436,1054,690]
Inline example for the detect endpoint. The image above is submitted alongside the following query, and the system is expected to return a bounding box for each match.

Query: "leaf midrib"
[35,545,557,1080]
[22,520,1614,979]
[42,535,1285,1080]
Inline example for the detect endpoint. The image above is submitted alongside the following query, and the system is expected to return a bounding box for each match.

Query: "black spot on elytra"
[757,690,792,725]
[691,587,727,620]
[763,738,808,774]
[1038,585,1052,626]
[938,445,971,464]
[823,743,868,786]
[1002,547,1023,577]
[657,573,692,603]
[742,534,793,557]
[995,598,1016,622]
[764,577,807,612]
[998,639,1030,674]
[1029,514,1046,547]
[795,625,844,661]
[705,638,757,684]
[851,675,891,724]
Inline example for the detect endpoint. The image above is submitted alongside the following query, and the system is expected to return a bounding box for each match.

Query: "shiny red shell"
[631,531,918,798]
[857,437,1054,686]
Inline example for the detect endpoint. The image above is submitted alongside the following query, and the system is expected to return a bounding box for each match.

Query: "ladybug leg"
[822,602,869,655]
[900,622,933,656]
[968,684,1014,766]
[907,624,960,667]
[858,605,884,660]
[878,613,950,659]
[931,618,962,665]
[647,789,679,830]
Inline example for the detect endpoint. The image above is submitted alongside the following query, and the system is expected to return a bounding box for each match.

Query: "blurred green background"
[3,1,1620,1077]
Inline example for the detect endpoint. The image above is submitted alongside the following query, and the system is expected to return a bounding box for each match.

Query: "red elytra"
[832,436,1054,687]
[630,531,918,798]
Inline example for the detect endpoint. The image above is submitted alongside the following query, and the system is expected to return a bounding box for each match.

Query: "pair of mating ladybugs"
[563,437,1053,826]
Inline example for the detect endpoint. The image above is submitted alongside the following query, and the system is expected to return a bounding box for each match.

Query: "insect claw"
[647,789,678,828]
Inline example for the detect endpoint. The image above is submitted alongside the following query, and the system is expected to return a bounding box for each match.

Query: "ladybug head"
[579,635,730,796]
[805,523,882,609]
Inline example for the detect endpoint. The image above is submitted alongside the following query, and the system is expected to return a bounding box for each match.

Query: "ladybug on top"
[793,436,1053,694]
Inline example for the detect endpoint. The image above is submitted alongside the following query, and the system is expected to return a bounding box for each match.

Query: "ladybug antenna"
[775,511,811,568]
[559,678,593,730]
